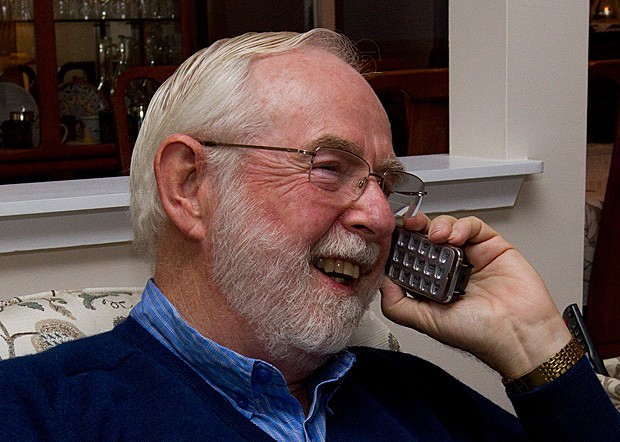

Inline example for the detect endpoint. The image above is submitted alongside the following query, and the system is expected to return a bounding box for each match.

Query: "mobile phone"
[562,304,609,376]
[385,226,472,303]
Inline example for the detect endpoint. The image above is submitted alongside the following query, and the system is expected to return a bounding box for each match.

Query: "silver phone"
[385,226,472,303]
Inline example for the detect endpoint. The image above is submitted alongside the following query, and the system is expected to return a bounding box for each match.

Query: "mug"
[2,111,36,148]
[81,116,101,143]
[59,123,69,143]
[60,115,78,142]
[2,119,33,148]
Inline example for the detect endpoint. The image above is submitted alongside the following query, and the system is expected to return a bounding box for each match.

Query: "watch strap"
[503,336,585,394]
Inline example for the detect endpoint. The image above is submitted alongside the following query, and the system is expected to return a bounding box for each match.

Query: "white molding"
[400,154,543,214]
[0,176,129,216]
[0,154,543,254]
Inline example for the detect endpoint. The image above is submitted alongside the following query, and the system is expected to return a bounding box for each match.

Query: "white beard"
[210,184,382,368]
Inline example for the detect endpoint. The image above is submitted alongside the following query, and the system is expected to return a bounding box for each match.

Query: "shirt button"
[254,367,272,384]
[236,396,249,409]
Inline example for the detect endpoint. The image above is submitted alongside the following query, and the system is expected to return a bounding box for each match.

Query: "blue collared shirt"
[130,280,355,441]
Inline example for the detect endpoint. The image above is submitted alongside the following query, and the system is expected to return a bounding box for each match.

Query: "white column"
[450,1,589,161]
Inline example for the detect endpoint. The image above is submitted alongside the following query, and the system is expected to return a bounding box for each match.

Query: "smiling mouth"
[314,257,361,284]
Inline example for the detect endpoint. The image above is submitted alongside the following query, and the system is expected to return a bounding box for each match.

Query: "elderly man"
[2,29,619,440]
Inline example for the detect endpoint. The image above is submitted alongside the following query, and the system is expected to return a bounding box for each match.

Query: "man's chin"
[269,302,370,357]
[264,332,354,372]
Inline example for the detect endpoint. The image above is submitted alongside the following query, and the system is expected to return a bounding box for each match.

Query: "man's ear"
[154,134,210,242]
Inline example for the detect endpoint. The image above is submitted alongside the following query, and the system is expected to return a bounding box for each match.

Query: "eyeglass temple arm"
[396,191,427,197]
[201,141,313,156]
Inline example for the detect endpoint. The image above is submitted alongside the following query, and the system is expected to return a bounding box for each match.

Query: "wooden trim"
[32,0,61,147]
[585,59,620,359]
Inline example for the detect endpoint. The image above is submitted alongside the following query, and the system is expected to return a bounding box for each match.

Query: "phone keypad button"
[403,252,414,268]
[424,262,436,276]
[398,231,410,247]
[420,278,431,292]
[435,265,445,280]
[419,240,431,256]
[410,273,421,288]
[439,249,452,264]
[408,235,421,251]
[414,257,425,272]
[399,268,412,284]
[393,248,405,264]
[389,264,400,279]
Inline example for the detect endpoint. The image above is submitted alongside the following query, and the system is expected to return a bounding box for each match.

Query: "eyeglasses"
[201,141,427,218]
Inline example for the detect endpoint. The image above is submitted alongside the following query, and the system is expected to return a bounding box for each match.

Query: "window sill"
[401,154,543,214]
[0,154,543,253]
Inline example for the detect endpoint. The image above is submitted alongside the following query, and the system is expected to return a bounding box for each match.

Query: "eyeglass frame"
[200,140,427,215]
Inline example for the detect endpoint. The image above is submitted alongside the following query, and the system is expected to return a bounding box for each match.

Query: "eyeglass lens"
[308,148,425,217]
[384,171,425,218]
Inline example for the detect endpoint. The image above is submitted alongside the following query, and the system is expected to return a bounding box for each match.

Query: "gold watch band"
[503,336,585,394]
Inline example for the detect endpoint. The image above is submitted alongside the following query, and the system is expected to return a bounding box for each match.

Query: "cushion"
[597,357,620,411]
[0,287,141,360]
[0,287,399,360]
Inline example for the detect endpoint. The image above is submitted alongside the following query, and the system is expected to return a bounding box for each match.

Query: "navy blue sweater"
[1,317,619,441]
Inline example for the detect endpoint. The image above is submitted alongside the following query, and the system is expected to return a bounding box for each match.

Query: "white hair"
[130,28,362,262]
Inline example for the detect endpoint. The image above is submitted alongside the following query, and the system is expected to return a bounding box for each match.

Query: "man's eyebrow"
[377,157,405,174]
[307,134,405,173]
[307,135,364,157]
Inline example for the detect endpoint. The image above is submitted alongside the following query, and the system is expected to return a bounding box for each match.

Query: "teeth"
[335,260,343,273]
[316,258,360,279]
[324,258,335,273]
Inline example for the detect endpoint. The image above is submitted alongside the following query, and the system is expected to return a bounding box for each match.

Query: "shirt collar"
[130,279,355,413]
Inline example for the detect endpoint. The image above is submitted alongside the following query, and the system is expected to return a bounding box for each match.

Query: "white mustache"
[309,225,380,274]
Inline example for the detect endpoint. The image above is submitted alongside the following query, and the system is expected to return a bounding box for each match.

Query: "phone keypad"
[387,229,464,302]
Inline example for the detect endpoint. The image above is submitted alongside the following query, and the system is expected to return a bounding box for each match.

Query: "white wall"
[0,243,150,297]
[384,0,589,412]
[0,0,589,413]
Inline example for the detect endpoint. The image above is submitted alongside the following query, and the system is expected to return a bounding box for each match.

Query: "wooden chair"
[112,66,178,173]
[57,61,97,86]
[586,59,620,358]
[366,68,449,157]
[0,64,37,99]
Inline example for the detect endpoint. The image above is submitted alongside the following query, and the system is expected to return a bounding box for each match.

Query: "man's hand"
[380,214,572,380]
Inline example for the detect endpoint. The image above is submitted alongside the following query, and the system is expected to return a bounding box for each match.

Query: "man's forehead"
[250,46,359,87]
[247,47,395,170]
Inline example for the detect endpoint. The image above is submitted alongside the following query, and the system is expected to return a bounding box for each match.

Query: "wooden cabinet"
[0,1,195,184]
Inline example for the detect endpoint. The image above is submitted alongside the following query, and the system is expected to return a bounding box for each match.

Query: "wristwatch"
[503,336,585,394]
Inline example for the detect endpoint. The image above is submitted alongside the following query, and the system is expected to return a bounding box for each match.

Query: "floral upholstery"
[0,287,399,361]
[0,288,141,360]
[598,358,620,412]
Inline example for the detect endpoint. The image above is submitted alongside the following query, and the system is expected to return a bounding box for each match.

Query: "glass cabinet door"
[0,0,39,149]
[54,1,182,145]
[0,0,190,184]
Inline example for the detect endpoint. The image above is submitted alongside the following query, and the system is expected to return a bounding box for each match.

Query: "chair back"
[0,64,37,99]
[366,68,449,156]
[0,288,141,360]
[113,66,178,173]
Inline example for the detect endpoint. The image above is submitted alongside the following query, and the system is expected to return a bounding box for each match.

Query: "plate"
[58,82,104,118]
[0,82,40,146]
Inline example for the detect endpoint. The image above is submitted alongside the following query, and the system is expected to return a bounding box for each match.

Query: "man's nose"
[340,177,395,242]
